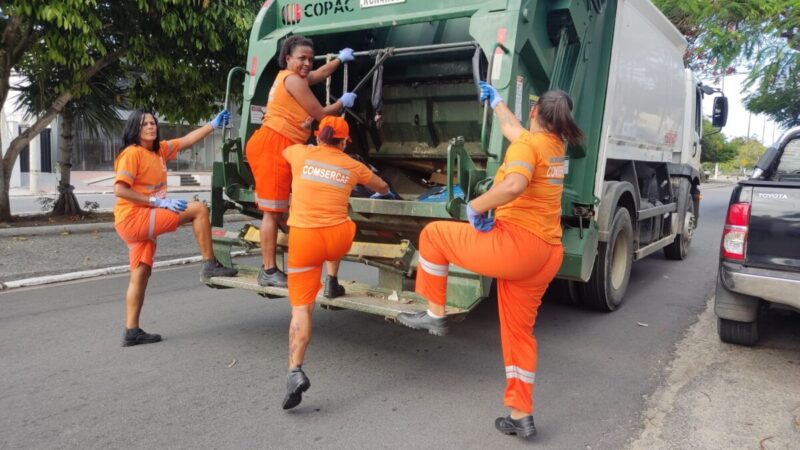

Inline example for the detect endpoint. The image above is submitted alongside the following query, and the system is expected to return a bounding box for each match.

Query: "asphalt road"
[0,184,768,449]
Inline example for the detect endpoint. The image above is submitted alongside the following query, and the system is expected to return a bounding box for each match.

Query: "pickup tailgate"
[743,181,800,271]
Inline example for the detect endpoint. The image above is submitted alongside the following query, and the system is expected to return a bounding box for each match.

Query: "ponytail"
[317,125,345,146]
[535,89,584,147]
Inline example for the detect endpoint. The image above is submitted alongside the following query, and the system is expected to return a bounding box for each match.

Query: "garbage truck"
[205,0,728,316]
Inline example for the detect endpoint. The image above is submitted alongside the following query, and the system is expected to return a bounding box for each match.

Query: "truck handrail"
[223,66,249,142]
[481,43,509,154]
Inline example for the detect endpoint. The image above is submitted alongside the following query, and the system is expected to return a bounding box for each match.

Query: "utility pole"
[29,131,40,194]
[746,112,752,138]
[762,117,767,145]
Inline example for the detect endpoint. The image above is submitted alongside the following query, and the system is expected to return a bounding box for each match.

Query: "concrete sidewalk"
[10,171,212,197]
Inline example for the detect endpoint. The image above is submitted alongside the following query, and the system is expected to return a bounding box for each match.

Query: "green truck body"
[208,0,725,315]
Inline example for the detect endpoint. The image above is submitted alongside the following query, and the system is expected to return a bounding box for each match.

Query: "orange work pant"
[115,207,180,270]
[245,126,295,212]
[287,221,356,307]
[415,219,563,414]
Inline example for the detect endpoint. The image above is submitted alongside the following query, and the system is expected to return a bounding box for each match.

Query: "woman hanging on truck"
[279,115,393,410]
[396,82,584,440]
[246,35,357,298]
[113,109,238,347]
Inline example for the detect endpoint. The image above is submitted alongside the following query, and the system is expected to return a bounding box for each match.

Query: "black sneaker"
[323,275,345,298]
[282,367,311,410]
[396,311,448,336]
[495,415,536,439]
[122,328,162,347]
[258,267,288,288]
[201,259,238,279]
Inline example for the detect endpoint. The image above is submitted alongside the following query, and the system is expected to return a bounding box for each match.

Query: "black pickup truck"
[715,126,800,346]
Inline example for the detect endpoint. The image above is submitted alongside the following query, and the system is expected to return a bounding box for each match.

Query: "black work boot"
[323,275,345,299]
[395,311,448,336]
[122,328,162,347]
[201,259,238,279]
[495,415,536,439]
[282,366,311,410]
[258,267,288,288]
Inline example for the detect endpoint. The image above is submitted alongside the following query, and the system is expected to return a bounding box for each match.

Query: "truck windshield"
[777,139,800,174]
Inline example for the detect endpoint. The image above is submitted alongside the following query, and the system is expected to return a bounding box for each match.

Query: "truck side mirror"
[712,96,728,128]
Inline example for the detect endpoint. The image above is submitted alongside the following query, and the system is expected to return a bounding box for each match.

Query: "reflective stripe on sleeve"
[418,254,448,277]
[506,160,534,173]
[117,170,136,180]
[505,365,535,384]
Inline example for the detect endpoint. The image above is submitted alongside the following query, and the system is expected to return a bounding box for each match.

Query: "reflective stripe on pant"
[287,221,356,306]
[115,207,180,270]
[415,220,563,413]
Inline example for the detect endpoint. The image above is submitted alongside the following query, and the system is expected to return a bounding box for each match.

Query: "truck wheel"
[718,317,759,346]
[583,207,633,312]
[664,188,696,260]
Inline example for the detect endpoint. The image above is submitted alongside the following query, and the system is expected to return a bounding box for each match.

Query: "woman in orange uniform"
[114,109,238,347]
[396,82,584,439]
[246,35,356,293]
[279,116,392,410]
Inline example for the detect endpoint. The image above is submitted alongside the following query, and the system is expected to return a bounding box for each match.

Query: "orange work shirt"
[262,70,312,145]
[284,144,375,228]
[113,139,181,225]
[494,131,566,244]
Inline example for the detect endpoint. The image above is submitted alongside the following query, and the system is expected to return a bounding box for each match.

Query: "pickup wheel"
[581,207,634,312]
[718,316,759,346]
[664,186,696,260]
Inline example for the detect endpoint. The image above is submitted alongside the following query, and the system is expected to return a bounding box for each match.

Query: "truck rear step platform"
[205,269,467,320]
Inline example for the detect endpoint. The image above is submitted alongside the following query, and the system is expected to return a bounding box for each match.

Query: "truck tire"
[664,186,696,260]
[718,317,759,346]
[582,207,634,312]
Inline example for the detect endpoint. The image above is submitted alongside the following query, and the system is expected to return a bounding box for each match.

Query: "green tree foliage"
[653,0,800,128]
[701,119,736,163]
[0,1,260,221]
[730,137,767,171]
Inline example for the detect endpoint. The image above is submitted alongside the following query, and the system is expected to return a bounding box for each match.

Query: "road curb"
[0,250,251,291]
[0,213,256,237]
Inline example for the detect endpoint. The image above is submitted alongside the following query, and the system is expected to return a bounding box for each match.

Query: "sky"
[701,73,784,145]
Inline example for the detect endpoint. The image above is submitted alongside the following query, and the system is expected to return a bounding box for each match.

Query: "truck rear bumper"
[720,261,800,311]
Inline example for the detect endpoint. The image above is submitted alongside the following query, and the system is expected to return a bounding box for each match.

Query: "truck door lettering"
[304,0,354,17]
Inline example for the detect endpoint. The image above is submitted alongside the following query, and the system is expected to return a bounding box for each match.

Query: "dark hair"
[534,89,584,147]
[317,126,345,146]
[122,109,160,152]
[278,35,314,69]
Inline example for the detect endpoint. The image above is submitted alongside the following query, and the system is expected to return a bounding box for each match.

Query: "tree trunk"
[0,48,124,222]
[52,109,82,216]
[0,164,10,223]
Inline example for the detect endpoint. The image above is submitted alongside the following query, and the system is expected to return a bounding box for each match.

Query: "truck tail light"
[721,202,750,260]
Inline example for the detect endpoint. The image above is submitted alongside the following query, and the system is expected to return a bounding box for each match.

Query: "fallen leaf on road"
[84,256,91,263]
[14,236,28,241]
[228,359,237,368]
[759,436,773,450]
[637,322,649,327]
[61,231,70,236]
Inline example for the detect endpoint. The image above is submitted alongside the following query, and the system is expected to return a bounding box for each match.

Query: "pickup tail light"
[721,202,751,260]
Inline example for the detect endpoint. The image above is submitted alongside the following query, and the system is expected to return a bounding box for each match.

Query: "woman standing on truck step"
[279,115,392,410]
[396,82,583,440]
[114,109,238,347]
[246,35,357,299]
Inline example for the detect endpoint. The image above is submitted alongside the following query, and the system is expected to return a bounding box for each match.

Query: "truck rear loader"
[206,0,728,317]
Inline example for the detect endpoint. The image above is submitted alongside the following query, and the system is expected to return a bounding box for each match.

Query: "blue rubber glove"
[210,110,230,130]
[340,92,357,108]
[466,203,495,232]
[478,81,503,109]
[370,190,398,200]
[337,48,354,63]
[151,197,188,213]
